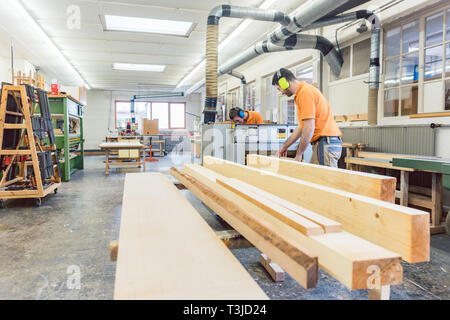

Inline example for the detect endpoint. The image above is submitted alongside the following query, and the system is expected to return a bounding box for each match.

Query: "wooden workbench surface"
[99,142,145,149]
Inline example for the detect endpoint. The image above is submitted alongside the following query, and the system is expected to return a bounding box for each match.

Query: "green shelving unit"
[47,95,85,181]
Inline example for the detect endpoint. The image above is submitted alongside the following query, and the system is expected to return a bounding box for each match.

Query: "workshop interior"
[0,0,449,303]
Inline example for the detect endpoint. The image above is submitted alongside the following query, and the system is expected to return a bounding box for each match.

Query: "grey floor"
[0,155,448,300]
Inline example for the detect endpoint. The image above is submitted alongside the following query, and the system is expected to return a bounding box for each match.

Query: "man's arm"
[276,125,302,157]
[294,118,314,162]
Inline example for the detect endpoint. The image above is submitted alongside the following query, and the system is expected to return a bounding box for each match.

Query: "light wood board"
[203,156,430,263]
[114,172,268,300]
[247,154,396,202]
[180,164,402,290]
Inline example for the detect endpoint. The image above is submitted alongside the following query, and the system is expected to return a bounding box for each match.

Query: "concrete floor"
[0,154,448,300]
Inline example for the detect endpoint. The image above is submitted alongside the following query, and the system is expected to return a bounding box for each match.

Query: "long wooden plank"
[247,154,396,202]
[345,157,415,172]
[203,156,429,263]
[114,172,268,299]
[219,177,342,233]
[357,151,431,161]
[217,177,324,236]
[180,164,402,290]
[172,167,319,289]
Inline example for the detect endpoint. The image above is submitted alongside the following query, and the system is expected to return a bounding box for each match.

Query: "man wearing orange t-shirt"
[229,107,263,124]
[273,68,342,167]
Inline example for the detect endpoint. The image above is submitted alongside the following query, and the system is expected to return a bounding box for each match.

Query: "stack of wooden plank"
[171,155,430,295]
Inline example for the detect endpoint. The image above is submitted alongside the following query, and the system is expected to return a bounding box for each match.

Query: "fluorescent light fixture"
[103,15,194,36]
[176,0,277,89]
[9,0,91,89]
[113,63,166,72]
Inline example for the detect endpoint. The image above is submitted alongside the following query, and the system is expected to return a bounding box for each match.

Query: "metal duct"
[205,5,291,123]
[301,10,373,31]
[368,17,381,126]
[228,70,247,109]
[269,0,354,45]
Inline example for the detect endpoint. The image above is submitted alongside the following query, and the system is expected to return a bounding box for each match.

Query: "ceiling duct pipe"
[204,5,291,123]
[368,15,381,126]
[269,0,358,45]
[301,10,373,31]
[228,70,247,109]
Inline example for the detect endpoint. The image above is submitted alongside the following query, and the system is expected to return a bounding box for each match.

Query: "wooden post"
[431,173,443,227]
[369,285,391,300]
[260,253,285,282]
[105,149,110,175]
[400,171,409,207]
[110,240,118,261]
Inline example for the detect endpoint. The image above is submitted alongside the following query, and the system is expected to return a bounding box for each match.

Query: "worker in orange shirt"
[273,68,342,167]
[229,107,263,124]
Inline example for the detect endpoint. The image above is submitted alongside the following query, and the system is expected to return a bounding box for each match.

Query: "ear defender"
[277,69,290,90]
[239,110,245,118]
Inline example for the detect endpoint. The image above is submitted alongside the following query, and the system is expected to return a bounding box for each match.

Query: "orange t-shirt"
[244,111,263,124]
[294,81,341,143]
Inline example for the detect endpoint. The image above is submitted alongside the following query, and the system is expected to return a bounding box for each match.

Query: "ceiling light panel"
[103,15,194,37]
[113,63,166,72]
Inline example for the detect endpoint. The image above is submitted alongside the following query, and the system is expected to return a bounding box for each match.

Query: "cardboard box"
[142,119,159,135]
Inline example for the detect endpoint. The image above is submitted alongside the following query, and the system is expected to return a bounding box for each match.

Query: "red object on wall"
[51,83,58,95]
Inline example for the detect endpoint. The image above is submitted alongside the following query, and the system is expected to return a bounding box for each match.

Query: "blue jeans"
[310,136,342,167]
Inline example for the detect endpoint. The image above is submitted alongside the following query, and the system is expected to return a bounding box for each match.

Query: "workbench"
[345,152,448,234]
[392,157,450,235]
[99,142,146,175]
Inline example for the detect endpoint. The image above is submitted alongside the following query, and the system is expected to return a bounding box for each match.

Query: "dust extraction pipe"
[228,70,247,109]
[368,19,381,125]
[204,5,291,122]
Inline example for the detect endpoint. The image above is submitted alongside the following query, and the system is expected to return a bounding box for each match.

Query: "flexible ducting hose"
[204,24,219,123]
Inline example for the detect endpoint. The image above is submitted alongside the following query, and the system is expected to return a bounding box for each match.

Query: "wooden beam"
[203,157,429,263]
[409,112,450,119]
[260,254,285,282]
[179,164,402,290]
[357,152,424,161]
[217,177,324,236]
[114,172,268,299]
[345,157,415,172]
[217,177,341,233]
[247,155,396,202]
[171,167,319,289]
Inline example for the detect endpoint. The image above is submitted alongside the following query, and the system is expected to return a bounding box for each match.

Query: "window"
[245,82,256,110]
[115,101,186,129]
[295,65,313,84]
[352,38,371,76]
[330,46,350,81]
[229,88,240,108]
[383,19,420,117]
[382,6,450,118]
[170,103,185,128]
[151,103,169,129]
[265,76,278,110]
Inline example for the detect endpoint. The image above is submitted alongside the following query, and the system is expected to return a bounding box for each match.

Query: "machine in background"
[200,123,312,165]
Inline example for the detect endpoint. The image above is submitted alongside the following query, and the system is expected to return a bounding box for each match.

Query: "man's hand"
[294,153,303,162]
[276,146,287,158]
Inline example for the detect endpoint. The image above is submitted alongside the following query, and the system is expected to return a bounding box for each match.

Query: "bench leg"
[105,150,110,175]
[431,173,443,227]
[400,171,409,207]
[369,285,390,300]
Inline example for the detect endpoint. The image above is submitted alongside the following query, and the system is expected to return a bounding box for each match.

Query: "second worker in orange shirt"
[229,107,263,124]
[272,68,342,167]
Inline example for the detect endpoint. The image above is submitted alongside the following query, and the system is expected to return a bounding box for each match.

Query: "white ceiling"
[0,0,307,91]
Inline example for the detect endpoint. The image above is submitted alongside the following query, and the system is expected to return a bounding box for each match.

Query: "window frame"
[381,3,450,120]
[114,100,187,130]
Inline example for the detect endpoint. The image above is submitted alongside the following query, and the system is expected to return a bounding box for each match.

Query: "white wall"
[84,90,202,150]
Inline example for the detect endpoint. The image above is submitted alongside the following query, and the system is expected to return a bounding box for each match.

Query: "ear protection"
[277,69,290,90]
[239,110,245,118]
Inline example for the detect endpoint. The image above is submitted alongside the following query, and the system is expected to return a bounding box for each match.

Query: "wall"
[84,90,202,150]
